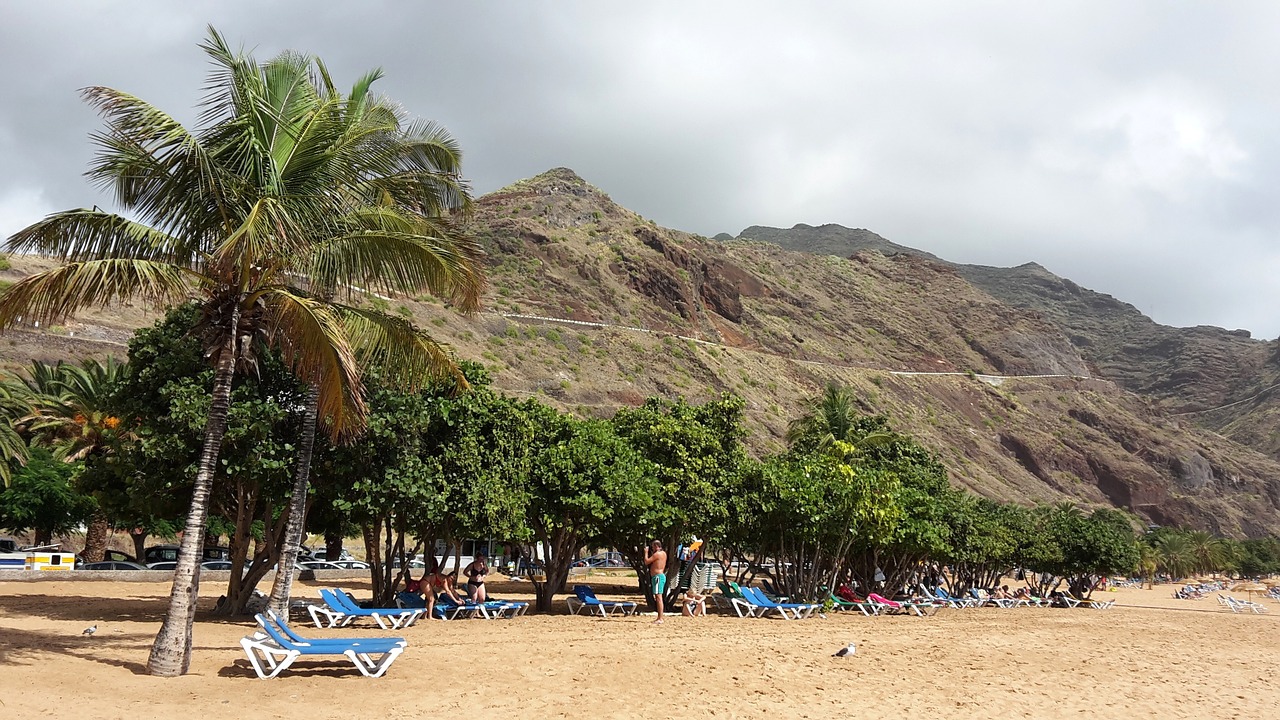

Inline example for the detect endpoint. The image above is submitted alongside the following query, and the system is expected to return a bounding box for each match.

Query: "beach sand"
[1,576,1276,719]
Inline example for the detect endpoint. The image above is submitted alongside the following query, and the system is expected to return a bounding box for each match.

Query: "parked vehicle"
[327,560,370,570]
[147,561,177,570]
[572,551,626,568]
[82,561,148,571]
[143,544,230,565]
[299,561,344,571]
[309,548,354,562]
[200,560,236,571]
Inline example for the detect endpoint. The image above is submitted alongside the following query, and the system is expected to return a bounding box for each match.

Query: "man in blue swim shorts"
[644,540,668,624]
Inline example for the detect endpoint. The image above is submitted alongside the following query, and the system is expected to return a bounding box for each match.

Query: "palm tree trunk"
[267,384,319,616]
[81,509,110,563]
[146,321,238,677]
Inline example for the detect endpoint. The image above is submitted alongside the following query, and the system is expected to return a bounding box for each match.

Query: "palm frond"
[334,303,465,391]
[0,259,197,330]
[260,288,365,439]
[5,209,198,265]
[308,225,485,309]
[80,86,233,237]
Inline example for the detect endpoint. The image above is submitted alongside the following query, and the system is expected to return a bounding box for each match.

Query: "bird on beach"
[832,642,855,657]
[81,625,97,636]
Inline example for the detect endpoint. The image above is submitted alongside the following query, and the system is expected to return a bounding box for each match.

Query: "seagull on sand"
[832,642,855,657]
[82,625,97,636]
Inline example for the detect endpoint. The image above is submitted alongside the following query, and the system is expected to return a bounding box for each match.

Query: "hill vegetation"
[5,167,1280,536]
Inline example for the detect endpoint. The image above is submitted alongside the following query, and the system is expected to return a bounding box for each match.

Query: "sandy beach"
[2,575,1277,719]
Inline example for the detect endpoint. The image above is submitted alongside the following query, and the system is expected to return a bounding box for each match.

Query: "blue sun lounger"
[240,611,406,679]
[740,586,819,619]
[565,585,638,617]
[307,588,424,629]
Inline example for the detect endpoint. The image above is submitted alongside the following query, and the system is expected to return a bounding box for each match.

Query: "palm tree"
[785,383,890,454]
[0,376,30,486]
[16,358,128,462]
[1154,532,1195,580]
[0,28,481,676]
[1184,530,1224,576]
[1135,542,1159,589]
[265,66,482,616]
[12,358,129,562]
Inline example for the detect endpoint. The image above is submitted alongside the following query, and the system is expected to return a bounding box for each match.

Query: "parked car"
[200,560,236,570]
[328,560,370,570]
[147,561,177,570]
[309,548,354,562]
[298,561,344,571]
[572,551,626,568]
[143,544,230,565]
[82,561,149,571]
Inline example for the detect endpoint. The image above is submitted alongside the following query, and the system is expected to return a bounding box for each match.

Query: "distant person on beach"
[645,540,667,624]
[463,550,490,603]
[418,557,465,620]
[682,588,707,616]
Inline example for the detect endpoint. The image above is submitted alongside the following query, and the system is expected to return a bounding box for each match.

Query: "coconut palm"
[0,28,482,676]
[1154,532,1195,580]
[264,65,482,616]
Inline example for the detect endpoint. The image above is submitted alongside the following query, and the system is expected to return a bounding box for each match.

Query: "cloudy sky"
[3,2,1278,335]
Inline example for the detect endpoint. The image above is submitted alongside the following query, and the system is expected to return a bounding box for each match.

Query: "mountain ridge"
[4,167,1280,536]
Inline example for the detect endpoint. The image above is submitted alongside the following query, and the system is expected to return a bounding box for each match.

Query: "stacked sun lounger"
[240,610,407,679]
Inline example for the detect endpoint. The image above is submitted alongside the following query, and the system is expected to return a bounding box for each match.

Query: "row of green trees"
[1137,528,1280,583]
[0,325,1165,613]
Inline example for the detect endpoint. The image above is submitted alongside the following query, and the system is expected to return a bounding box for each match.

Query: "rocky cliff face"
[740,221,1280,466]
[6,170,1280,536]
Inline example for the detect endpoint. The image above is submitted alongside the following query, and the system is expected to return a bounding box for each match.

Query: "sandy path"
[1,578,1276,719]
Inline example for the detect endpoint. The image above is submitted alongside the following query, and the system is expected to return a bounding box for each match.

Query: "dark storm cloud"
[3,2,1278,335]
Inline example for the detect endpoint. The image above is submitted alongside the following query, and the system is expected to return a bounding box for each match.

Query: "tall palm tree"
[0,28,481,676]
[265,65,482,616]
[1154,532,1194,580]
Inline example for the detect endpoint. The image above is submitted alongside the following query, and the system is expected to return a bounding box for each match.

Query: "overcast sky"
[3,2,1278,336]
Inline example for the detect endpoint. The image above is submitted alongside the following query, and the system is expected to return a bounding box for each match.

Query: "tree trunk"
[325,529,343,562]
[34,528,52,546]
[268,384,320,617]
[82,509,110,563]
[130,529,148,562]
[146,318,239,677]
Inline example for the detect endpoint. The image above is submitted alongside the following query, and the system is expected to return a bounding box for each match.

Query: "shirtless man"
[644,540,668,624]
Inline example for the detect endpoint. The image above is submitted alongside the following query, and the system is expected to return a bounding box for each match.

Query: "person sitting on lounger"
[682,588,707,617]
[419,557,465,620]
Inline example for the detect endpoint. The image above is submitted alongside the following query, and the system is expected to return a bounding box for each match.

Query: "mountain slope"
[4,169,1280,536]
[738,222,1280,460]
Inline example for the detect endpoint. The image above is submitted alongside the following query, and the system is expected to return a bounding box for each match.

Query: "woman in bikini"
[419,557,465,620]
[463,551,489,603]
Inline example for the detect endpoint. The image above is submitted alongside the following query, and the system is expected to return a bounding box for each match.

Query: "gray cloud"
[3,1,1278,335]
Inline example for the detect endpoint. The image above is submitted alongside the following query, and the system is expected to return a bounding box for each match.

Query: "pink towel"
[867,593,901,608]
